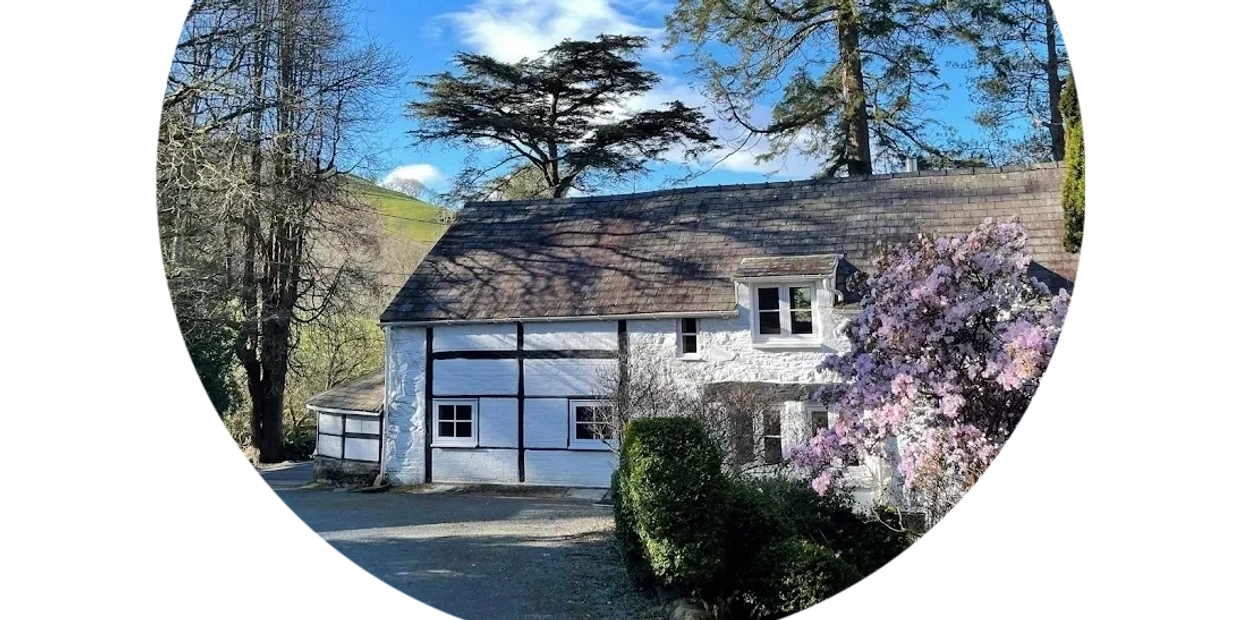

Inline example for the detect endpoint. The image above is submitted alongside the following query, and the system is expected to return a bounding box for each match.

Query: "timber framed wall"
[420,321,624,487]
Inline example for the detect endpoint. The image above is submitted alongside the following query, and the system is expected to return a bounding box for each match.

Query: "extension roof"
[305,370,384,414]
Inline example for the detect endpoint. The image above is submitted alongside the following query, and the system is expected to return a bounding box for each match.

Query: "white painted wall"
[626,283,849,391]
[524,450,616,488]
[524,398,569,448]
[434,324,518,351]
[432,448,520,484]
[379,283,857,488]
[523,322,618,350]
[433,359,519,396]
[318,434,342,459]
[344,437,381,462]
[319,414,343,436]
[345,417,381,435]
[479,398,519,448]
[524,358,617,396]
[384,326,427,485]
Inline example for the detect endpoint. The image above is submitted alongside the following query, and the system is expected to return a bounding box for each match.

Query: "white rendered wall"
[479,398,519,448]
[524,398,570,448]
[434,359,519,395]
[524,450,616,488]
[384,326,427,485]
[523,322,619,350]
[626,283,850,391]
[432,448,520,484]
[433,324,518,351]
[524,358,617,396]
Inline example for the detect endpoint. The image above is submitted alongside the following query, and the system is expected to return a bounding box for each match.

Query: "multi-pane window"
[570,400,616,449]
[761,409,783,465]
[433,400,476,446]
[753,284,817,341]
[678,318,699,358]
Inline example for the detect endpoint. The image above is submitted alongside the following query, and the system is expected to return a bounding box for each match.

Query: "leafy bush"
[611,469,653,585]
[615,417,727,591]
[282,423,317,461]
[750,478,912,576]
[742,537,862,620]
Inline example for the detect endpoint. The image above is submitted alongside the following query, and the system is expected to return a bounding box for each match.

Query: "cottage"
[311,164,1077,489]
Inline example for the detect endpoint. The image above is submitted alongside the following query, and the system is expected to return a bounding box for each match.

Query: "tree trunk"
[836,0,872,176]
[1044,0,1065,161]
[255,313,290,462]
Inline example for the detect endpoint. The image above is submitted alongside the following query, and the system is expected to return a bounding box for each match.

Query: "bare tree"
[595,363,781,475]
[160,0,401,462]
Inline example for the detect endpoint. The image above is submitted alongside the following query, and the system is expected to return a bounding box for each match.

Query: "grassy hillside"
[348,178,449,244]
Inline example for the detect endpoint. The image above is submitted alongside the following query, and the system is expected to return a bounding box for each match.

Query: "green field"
[349,179,449,244]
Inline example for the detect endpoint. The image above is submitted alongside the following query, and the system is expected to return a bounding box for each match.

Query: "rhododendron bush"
[790,219,1070,525]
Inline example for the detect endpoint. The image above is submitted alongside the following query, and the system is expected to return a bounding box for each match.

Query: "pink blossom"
[786,219,1070,512]
[810,471,835,495]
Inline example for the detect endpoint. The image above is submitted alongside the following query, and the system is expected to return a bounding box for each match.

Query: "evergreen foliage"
[1060,72,1085,252]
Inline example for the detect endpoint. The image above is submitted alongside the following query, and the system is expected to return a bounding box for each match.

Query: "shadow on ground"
[261,463,659,620]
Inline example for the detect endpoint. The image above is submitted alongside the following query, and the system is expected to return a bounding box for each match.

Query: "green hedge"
[614,417,727,591]
[750,477,912,576]
[611,469,653,585]
[612,417,913,618]
[741,538,862,619]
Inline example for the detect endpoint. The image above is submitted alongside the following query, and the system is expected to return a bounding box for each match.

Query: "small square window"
[570,401,616,449]
[433,400,477,447]
[678,318,699,357]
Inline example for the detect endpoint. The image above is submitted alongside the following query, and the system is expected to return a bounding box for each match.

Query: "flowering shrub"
[790,219,1070,524]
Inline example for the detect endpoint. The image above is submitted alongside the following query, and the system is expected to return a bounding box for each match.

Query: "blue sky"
[352,0,990,195]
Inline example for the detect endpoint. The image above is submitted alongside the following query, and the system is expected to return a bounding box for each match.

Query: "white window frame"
[568,399,617,450]
[759,406,783,465]
[748,279,824,347]
[432,398,479,448]
[677,317,701,360]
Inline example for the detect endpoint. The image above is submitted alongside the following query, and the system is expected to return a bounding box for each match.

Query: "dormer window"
[734,254,841,349]
[753,283,819,343]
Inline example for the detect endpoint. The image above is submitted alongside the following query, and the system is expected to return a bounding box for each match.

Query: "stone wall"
[313,456,380,486]
[626,281,850,395]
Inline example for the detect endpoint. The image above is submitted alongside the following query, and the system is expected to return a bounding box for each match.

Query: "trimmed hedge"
[614,417,728,591]
[611,469,653,585]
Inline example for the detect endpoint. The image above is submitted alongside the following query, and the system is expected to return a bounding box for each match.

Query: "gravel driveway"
[262,464,660,620]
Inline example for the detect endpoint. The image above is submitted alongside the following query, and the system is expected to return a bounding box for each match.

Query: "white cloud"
[443,0,663,63]
[382,164,444,188]
[624,79,823,179]
[436,1,823,181]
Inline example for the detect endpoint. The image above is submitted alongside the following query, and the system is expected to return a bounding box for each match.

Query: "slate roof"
[381,164,1078,323]
[305,370,384,414]
[734,255,841,279]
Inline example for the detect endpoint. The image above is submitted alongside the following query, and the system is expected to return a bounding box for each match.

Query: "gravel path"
[264,464,660,620]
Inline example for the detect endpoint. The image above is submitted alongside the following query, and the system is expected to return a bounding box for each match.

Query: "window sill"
[567,442,616,452]
[677,354,703,362]
[751,338,824,351]
[431,440,478,449]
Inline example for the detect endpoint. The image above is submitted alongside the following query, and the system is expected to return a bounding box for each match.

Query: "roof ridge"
[462,162,1063,210]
